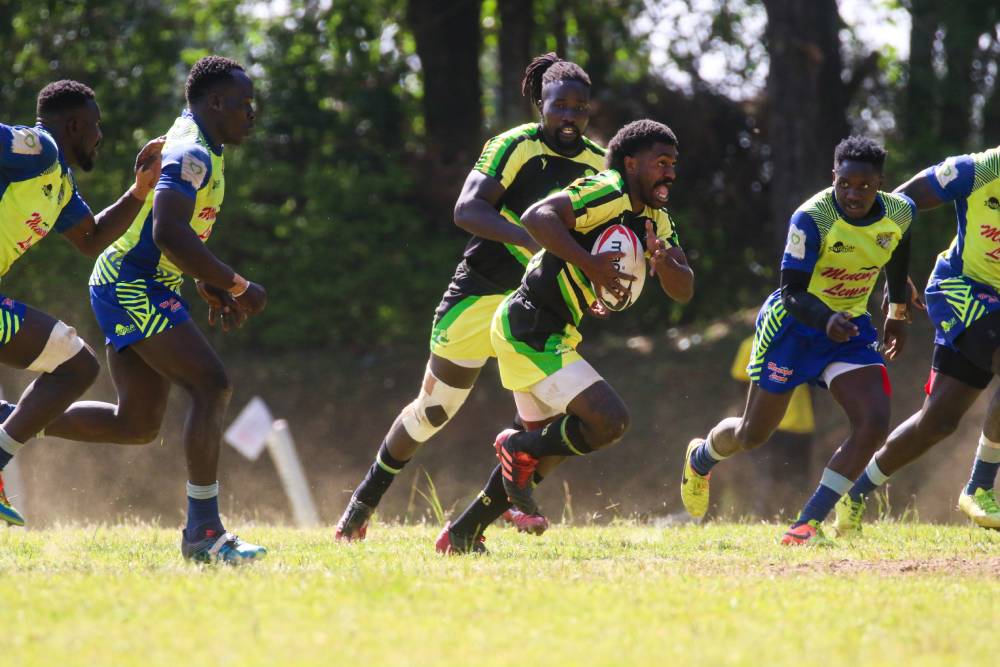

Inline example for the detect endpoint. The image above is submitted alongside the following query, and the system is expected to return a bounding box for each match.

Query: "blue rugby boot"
[0,400,15,424]
[181,529,267,565]
[0,473,25,527]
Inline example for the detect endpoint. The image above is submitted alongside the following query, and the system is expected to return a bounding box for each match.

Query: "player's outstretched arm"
[152,189,266,315]
[644,220,693,304]
[893,171,946,211]
[522,193,632,301]
[63,137,165,257]
[453,171,540,252]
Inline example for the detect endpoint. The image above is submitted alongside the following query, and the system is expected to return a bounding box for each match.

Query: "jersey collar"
[183,109,224,156]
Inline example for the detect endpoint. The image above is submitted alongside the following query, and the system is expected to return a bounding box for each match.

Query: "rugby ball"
[590,224,646,311]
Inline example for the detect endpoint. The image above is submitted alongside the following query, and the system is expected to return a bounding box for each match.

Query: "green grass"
[3,522,998,667]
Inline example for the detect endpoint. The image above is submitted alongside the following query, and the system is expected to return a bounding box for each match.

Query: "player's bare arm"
[522,192,632,300]
[643,219,693,303]
[62,137,165,257]
[453,170,540,252]
[894,171,946,211]
[152,188,266,315]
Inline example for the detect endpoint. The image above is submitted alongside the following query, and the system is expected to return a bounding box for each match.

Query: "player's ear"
[624,155,637,174]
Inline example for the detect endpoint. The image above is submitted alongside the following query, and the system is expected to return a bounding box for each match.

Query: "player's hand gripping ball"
[590,224,646,311]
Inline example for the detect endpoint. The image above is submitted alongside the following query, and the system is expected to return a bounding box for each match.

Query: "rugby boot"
[335,496,374,541]
[495,429,543,516]
[0,473,25,527]
[680,438,710,518]
[781,519,833,547]
[957,488,1000,529]
[0,400,15,424]
[502,508,549,536]
[181,529,267,564]
[435,522,487,555]
[831,494,865,538]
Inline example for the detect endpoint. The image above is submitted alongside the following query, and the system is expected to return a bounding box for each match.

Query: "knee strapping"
[400,369,472,442]
[27,321,86,373]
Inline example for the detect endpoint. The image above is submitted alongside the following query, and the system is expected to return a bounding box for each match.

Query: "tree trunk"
[762,0,848,249]
[904,0,940,163]
[406,0,483,164]
[938,4,979,152]
[498,0,534,126]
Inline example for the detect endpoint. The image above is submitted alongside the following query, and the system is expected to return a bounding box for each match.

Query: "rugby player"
[0,81,162,526]
[437,119,694,553]
[679,137,915,545]
[37,57,267,564]
[834,145,1000,533]
[334,53,607,540]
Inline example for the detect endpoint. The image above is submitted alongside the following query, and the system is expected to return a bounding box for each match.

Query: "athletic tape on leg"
[401,368,471,442]
[26,321,86,373]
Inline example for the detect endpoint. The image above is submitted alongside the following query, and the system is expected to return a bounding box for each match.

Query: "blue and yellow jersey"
[781,188,915,317]
[464,123,606,290]
[523,168,679,326]
[924,147,1000,287]
[90,110,223,291]
[0,123,91,277]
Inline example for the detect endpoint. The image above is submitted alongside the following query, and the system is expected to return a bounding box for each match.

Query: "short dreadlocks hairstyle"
[834,136,886,171]
[36,80,95,117]
[521,52,591,105]
[185,55,245,105]
[606,119,678,173]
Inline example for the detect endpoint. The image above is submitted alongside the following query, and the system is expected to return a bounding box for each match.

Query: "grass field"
[3,522,998,667]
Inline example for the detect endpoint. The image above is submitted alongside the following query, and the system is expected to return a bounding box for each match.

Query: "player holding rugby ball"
[437,119,694,553]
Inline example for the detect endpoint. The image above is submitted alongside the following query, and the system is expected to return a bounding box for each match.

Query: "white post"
[266,419,320,528]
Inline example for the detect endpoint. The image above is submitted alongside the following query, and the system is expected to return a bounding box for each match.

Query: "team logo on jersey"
[41,183,53,199]
[829,241,855,254]
[785,223,806,260]
[934,158,959,188]
[540,157,548,170]
[180,153,207,189]
[987,197,1000,211]
[11,127,42,155]
[875,232,894,249]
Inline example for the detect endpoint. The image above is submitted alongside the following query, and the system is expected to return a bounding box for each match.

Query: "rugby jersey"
[781,188,915,317]
[464,123,606,290]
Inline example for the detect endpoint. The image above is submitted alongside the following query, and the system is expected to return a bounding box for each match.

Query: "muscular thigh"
[129,320,227,392]
[107,345,171,421]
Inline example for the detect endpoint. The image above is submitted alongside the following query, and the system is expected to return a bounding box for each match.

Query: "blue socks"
[185,481,225,542]
[965,435,1000,495]
[795,468,852,526]
[689,436,726,476]
[0,427,24,471]
[847,457,890,502]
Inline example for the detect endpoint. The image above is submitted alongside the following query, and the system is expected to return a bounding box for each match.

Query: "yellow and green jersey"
[0,123,91,277]
[924,147,1000,287]
[464,123,606,290]
[90,110,224,291]
[523,168,679,326]
[781,188,915,317]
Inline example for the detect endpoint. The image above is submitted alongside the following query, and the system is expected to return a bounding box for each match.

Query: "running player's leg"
[783,364,888,545]
[0,305,99,526]
[680,384,792,518]
[39,345,171,445]
[959,383,1000,526]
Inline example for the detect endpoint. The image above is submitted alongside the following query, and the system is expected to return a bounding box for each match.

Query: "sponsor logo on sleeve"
[933,157,959,188]
[785,223,806,260]
[11,127,42,155]
[180,152,207,189]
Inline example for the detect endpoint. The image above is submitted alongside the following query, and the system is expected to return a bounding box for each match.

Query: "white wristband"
[887,303,907,320]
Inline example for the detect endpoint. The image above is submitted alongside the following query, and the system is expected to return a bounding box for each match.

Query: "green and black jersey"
[462,123,606,291]
[522,168,680,326]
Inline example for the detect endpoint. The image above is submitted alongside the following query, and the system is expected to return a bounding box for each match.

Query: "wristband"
[228,273,250,297]
[887,303,907,320]
[128,185,147,202]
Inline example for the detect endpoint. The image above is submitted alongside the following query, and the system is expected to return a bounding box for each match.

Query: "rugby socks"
[184,481,225,542]
[964,434,1000,495]
[689,433,728,477]
[0,427,25,471]
[794,468,852,526]
[510,415,592,458]
[354,441,409,509]
[847,457,890,502]
[451,465,546,537]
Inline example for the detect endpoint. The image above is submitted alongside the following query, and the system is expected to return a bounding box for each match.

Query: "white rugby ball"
[590,224,646,311]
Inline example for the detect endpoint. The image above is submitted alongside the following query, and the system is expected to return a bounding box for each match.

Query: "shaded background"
[1,0,999,527]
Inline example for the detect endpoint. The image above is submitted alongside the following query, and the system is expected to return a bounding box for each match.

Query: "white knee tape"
[400,369,472,442]
[27,320,86,373]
